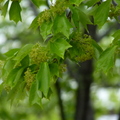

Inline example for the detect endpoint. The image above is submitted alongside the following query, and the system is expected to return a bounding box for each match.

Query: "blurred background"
[0,0,120,120]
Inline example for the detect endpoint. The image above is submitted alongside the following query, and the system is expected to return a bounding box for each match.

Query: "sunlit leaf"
[112,29,120,43]
[2,60,15,80]
[4,48,19,57]
[70,6,92,30]
[29,15,39,30]
[52,14,73,38]
[36,62,51,97]
[14,44,33,67]
[96,45,117,73]
[92,0,111,28]
[85,0,100,7]
[69,0,83,6]
[50,37,72,58]
[92,40,103,59]
[31,0,46,7]
[40,21,53,41]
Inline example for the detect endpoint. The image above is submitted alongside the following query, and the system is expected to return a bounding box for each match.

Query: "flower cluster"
[69,32,95,62]
[37,0,69,25]
[24,68,35,90]
[37,10,51,25]
[109,5,120,19]
[29,43,49,65]
[51,0,68,16]
[59,64,67,73]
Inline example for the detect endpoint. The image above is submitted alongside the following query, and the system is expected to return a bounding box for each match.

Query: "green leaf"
[0,83,4,95]
[1,0,9,17]
[31,0,46,7]
[14,44,33,67]
[70,6,92,30]
[40,21,53,41]
[5,67,20,86]
[92,0,111,28]
[13,67,24,84]
[29,14,40,30]
[112,29,120,43]
[4,48,19,57]
[29,81,42,106]
[49,63,59,77]
[50,37,72,58]
[92,40,103,59]
[52,14,73,38]
[112,29,120,38]
[15,81,26,101]
[96,45,117,73]
[85,0,100,7]
[20,55,29,67]
[7,80,25,103]
[2,60,15,80]
[36,62,51,97]
[69,0,83,6]
[115,0,120,6]
[9,1,22,23]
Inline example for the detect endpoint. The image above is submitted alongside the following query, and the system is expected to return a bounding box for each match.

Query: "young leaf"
[4,48,19,57]
[112,29,120,43]
[5,67,20,86]
[13,67,25,84]
[20,55,29,67]
[40,21,53,41]
[2,60,15,80]
[15,81,26,101]
[9,1,22,23]
[92,0,111,28]
[50,38,72,59]
[36,62,51,97]
[70,6,92,30]
[7,80,25,103]
[31,0,46,7]
[85,0,100,7]
[52,14,73,38]
[115,0,120,6]
[29,81,42,106]
[1,0,9,17]
[96,45,117,73]
[92,40,103,59]
[49,63,59,77]
[29,14,40,30]
[69,0,83,6]
[14,44,33,67]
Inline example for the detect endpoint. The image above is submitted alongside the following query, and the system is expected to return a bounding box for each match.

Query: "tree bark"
[74,60,94,120]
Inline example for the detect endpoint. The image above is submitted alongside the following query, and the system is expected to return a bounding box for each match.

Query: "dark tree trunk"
[74,60,94,120]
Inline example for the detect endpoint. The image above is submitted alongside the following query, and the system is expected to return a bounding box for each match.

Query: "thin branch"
[55,79,66,120]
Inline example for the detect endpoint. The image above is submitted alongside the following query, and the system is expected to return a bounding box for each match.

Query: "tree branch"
[55,79,66,120]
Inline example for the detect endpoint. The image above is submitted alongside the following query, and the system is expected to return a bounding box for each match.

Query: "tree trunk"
[74,60,94,120]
